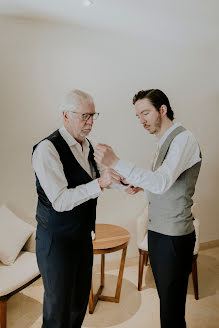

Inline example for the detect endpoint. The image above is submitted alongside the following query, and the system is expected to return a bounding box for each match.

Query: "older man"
[94,89,202,328]
[32,90,122,328]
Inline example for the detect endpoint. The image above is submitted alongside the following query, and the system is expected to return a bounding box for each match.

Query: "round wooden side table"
[89,223,130,314]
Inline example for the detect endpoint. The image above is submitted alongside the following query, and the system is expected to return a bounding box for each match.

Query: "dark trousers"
[36,225,93,328]
[148,230,195,328]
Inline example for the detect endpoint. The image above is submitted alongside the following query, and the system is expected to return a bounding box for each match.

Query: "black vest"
[33,130,100,240]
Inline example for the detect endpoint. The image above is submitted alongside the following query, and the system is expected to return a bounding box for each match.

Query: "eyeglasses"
[69,112,99,121]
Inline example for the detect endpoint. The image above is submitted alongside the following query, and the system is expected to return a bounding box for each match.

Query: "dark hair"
[132,89,174,121]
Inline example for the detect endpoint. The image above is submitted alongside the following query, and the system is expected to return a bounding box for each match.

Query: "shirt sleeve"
[114,131,201,194]
[32,140,102,212]
[90,139,127,190]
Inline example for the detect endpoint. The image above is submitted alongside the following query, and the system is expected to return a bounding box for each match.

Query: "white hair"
[59,89,94,114]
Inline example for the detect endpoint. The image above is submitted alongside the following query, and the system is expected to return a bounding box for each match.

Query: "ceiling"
[0,0,218,45]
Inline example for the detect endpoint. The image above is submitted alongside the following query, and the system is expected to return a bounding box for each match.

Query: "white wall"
[0,16,218,260]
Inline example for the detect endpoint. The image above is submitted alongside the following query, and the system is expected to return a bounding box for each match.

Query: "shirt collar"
[59,126,90,150]
[156,122,181,149]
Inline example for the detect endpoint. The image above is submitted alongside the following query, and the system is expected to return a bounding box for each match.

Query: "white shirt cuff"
[114,159,135,178]
[86,179,102,198]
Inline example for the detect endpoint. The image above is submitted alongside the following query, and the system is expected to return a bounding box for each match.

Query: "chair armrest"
[136,206,148,249]
[23,229,36,253]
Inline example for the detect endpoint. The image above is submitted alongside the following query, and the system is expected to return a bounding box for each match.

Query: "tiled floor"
[7,246,219,328]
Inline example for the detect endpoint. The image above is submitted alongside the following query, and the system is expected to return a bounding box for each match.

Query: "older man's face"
[64,102,96,143]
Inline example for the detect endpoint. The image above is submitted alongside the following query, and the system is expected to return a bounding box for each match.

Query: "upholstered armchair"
[137,206,200,300]
[0,206,40,328]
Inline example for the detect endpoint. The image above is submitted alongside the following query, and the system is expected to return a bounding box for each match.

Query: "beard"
[144,113,162,134]
[79,129,91,138]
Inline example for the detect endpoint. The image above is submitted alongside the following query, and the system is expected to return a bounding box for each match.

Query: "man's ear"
[63,111,68,122]
[160,105,167,117]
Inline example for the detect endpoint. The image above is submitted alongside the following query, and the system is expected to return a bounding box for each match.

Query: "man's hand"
[98,168,122,189]
[125,185,144,195]
[94,144,120,168]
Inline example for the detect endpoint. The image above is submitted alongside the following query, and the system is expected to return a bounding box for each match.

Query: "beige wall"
[0,16,218,258]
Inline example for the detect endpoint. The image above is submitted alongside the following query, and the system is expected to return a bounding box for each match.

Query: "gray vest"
[148,126,201,236]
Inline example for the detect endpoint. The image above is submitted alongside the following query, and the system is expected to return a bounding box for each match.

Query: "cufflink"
[91,231,96,240]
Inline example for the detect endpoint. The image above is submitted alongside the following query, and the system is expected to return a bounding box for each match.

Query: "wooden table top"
[93,224,130,251]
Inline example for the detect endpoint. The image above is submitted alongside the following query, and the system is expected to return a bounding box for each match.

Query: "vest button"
[149,219,151,222]
[149,201,151,204]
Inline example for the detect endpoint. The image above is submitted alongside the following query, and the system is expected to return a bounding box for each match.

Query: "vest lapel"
[87,140,100,179]
[153,126,186,171]
[55,131,94,181]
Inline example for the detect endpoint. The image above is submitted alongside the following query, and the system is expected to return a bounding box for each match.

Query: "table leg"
[89,254,105,314]
[101,254,105,287]
[88,281,94,314]
[99,246,127,303]
[89,245,128,312]
[115,246,127,301]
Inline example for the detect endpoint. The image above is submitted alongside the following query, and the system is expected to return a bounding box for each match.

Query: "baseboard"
[199,239,219,250]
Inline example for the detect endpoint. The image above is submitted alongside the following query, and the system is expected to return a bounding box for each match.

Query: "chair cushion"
[23,229,36,253]
[0,251,40,296]
[137,233,148,251]
[193,218,200,255]
[0,205,35,265]
[136,206,148,251]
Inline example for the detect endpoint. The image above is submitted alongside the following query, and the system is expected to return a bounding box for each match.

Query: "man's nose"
[140,115,146,124]
[86,116,94,124]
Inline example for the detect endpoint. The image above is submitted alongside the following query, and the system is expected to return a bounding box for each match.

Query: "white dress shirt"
[32,127,102,213]
[114,123,201,195]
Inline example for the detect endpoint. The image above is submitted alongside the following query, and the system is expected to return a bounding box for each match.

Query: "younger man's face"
[135,98,162,135]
